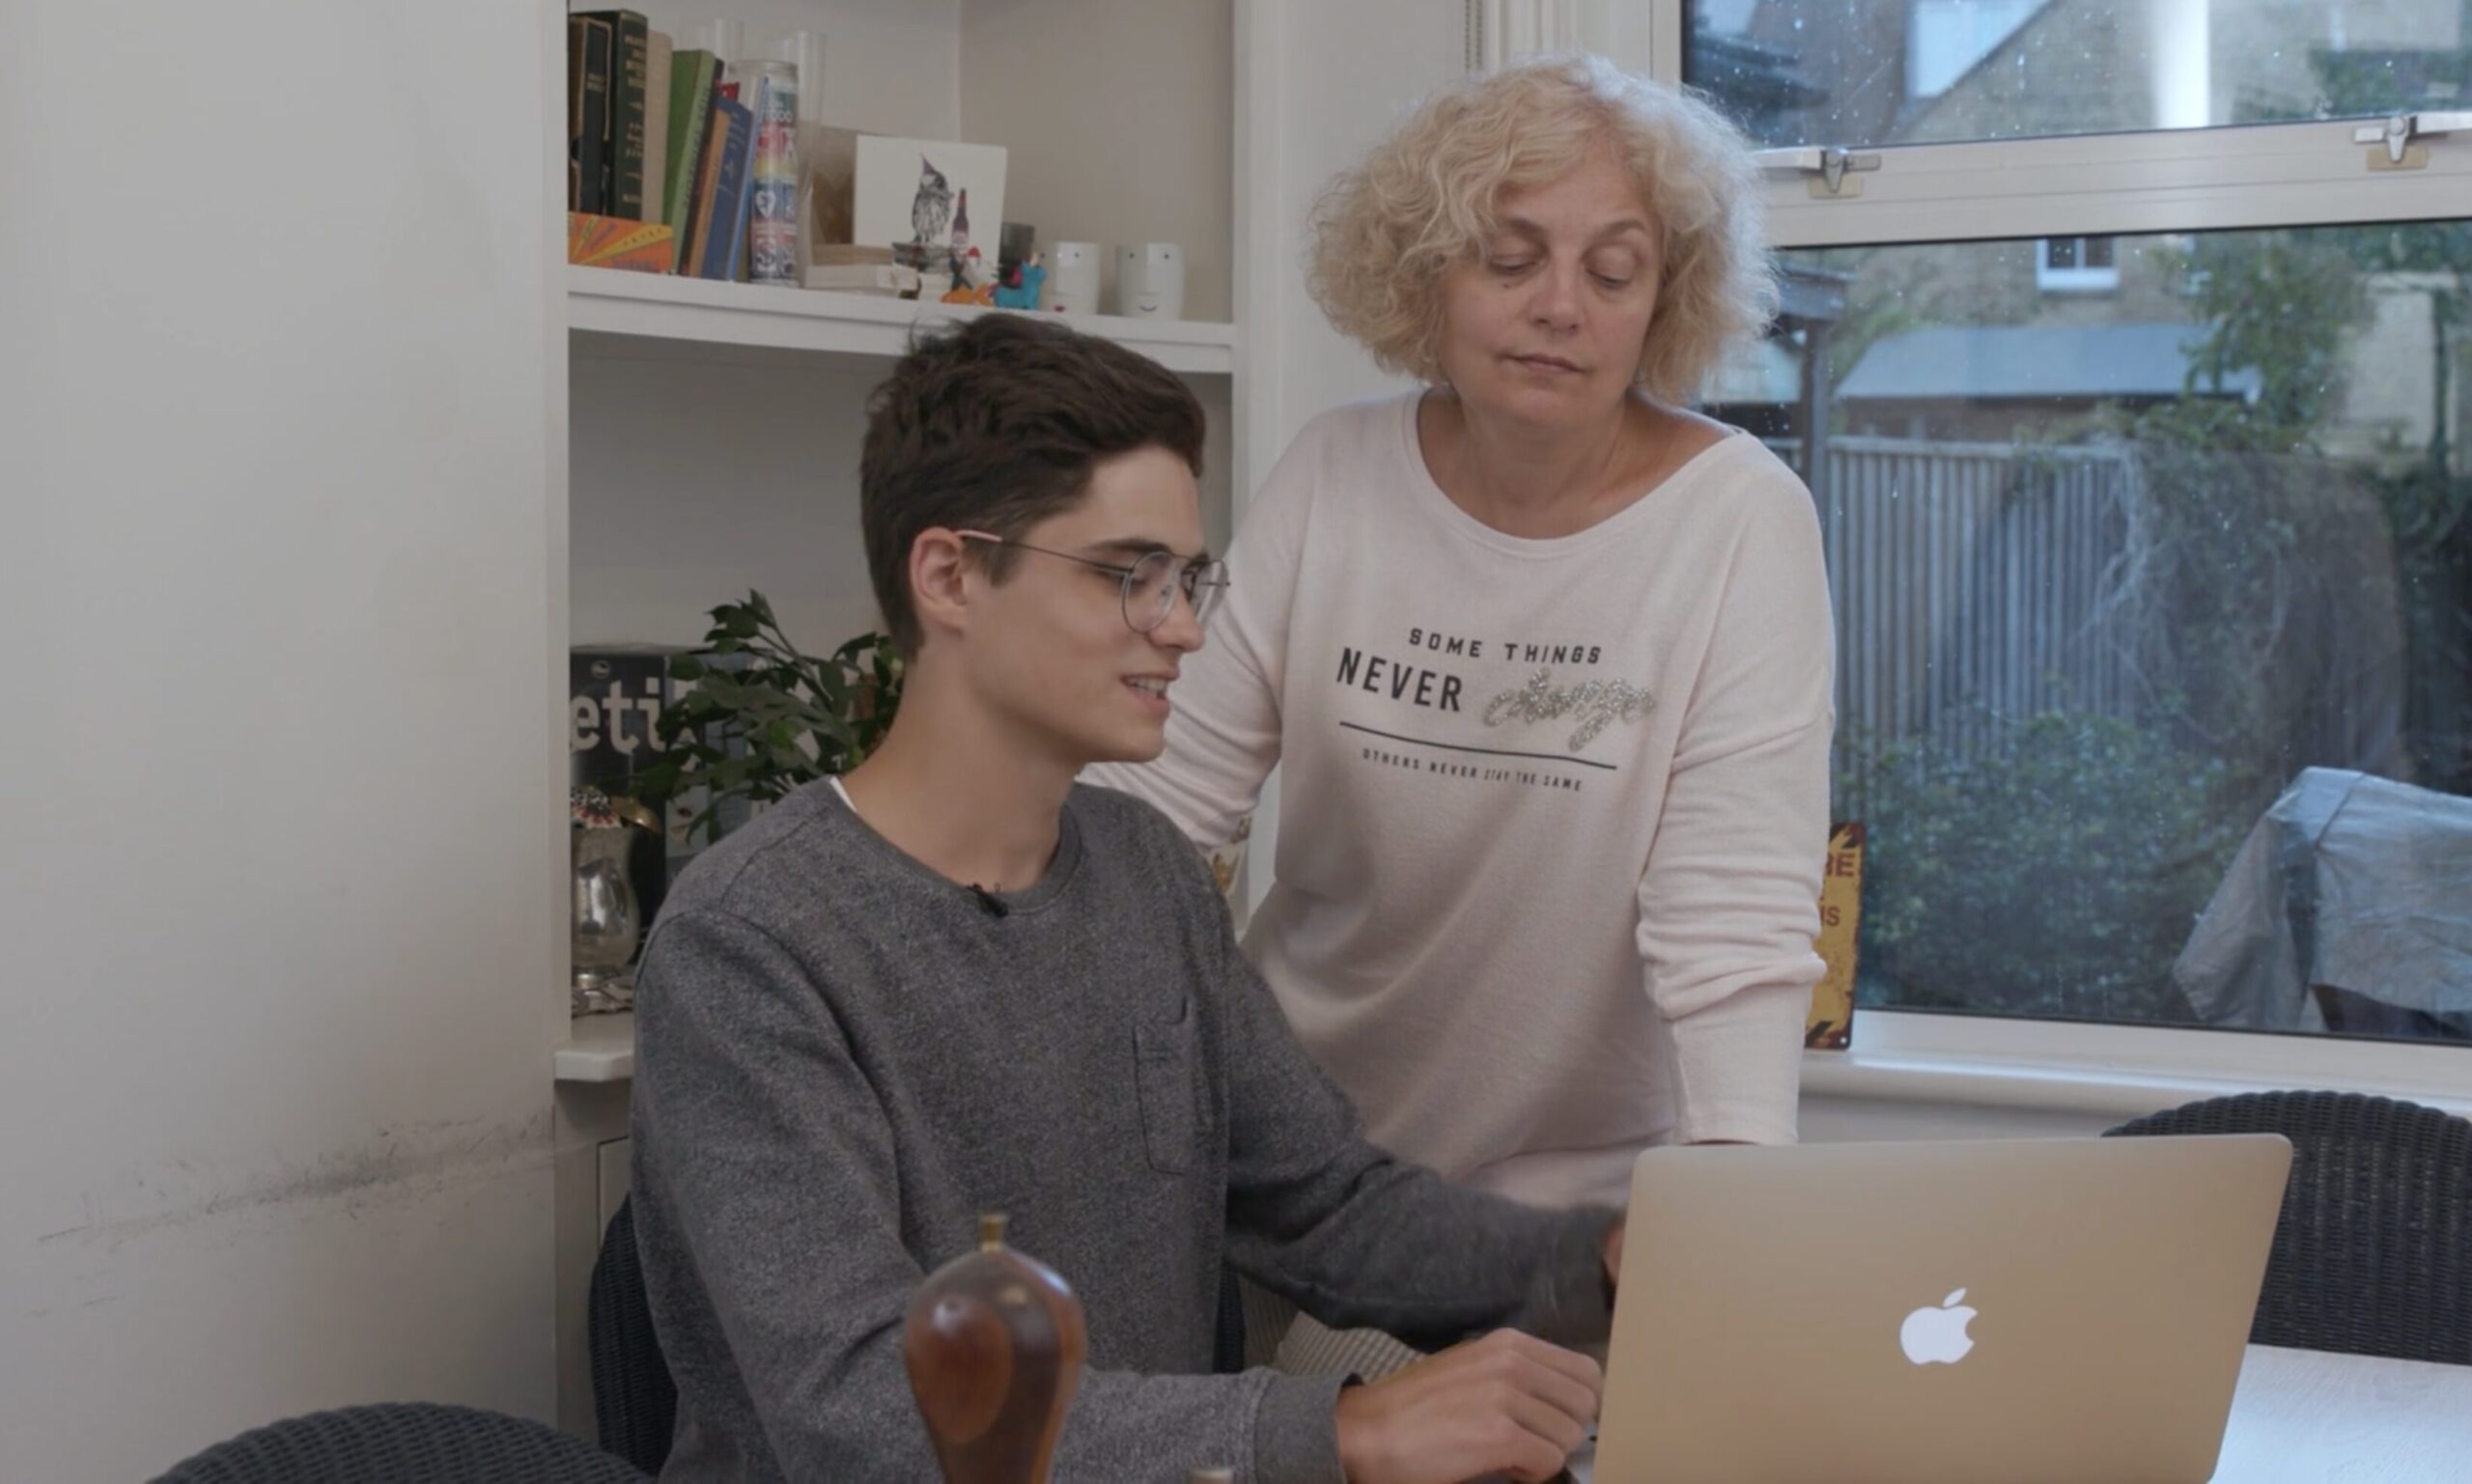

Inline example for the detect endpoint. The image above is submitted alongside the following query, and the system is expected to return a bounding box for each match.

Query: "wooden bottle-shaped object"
[904,1214,1088,1484]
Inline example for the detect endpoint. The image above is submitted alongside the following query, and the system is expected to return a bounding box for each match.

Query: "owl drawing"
[909,156,953,251]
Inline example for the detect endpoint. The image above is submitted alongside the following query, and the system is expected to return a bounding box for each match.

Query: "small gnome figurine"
[904,1214,1088,1484]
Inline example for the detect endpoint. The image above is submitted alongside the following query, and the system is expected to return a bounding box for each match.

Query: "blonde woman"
[1091,55,1835,1373]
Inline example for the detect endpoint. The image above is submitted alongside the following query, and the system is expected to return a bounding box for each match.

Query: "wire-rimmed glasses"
[954,530,1227,633]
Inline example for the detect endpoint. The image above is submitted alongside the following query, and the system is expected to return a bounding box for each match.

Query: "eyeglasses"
[954,530,1228,634]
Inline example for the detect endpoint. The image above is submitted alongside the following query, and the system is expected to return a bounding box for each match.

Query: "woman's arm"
[1635,475,1838,1146]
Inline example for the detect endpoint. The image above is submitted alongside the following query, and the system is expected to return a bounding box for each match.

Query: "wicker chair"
[589,1196,679,1473]
[152,1402,647,1483]
[1213,1266,1248,1375]
[2106,1090,2472,1364]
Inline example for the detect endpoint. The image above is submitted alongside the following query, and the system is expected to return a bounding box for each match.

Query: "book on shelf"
[572,33,1035,294]
[712,63,747,280]
[567,14,612,214]
[682,90,726,278]
[642,31,672,223]
[702,95,756,281]
[563,35,912,289]
[801,243,902,294]
[577,11,649,220]
[564,21,578,208]
[661,48,719,269]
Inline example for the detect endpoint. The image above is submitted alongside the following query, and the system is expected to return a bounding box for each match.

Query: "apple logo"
[1899,1288,1979,1365]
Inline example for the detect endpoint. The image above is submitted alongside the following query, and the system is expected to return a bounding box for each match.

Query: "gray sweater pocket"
[1132,1002,1209,1175]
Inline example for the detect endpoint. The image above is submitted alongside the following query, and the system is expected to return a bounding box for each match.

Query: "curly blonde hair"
[1307,55,1775,405]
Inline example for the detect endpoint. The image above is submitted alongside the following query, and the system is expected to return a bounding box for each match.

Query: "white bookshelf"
[549,0,1266,1438]
[563,0,1245,1035]
[554,1012,636,1083]
[567,266,1238,374]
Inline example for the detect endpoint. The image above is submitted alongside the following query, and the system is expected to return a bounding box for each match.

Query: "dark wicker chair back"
[1213,1265,1247,1374]
[2107,1090,2472,1364]
[589,1196,680,1473]
[152,1402,647,1483]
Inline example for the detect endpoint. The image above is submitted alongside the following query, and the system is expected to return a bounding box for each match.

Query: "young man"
[631,314,1620,1484]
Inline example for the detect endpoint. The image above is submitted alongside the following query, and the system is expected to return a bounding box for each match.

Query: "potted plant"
[632,591,904,846]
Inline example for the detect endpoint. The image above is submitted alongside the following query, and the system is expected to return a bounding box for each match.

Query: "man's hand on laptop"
[1334,1328,1602,1484]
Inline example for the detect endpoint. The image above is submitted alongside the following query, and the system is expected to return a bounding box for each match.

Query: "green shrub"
[1853,711,2245,1023]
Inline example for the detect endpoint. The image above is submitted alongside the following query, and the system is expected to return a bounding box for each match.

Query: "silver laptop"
[1590,1135,2292,1484]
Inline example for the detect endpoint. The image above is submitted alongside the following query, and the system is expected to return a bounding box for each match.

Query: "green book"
[642,31,672,223]
[578,12,650,220]
[661,49,718,269]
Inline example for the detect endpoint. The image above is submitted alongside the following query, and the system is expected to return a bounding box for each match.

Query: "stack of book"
[566,10,776,280]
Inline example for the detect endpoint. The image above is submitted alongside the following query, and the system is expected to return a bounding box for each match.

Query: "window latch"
[1755,145,1882,198]
[2351,110,2472,168]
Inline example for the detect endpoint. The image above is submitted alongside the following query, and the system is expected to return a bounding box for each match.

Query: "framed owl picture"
[851,135,1008,282]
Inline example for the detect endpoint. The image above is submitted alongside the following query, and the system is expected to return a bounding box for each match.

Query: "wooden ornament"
[904,1214,1088,1484]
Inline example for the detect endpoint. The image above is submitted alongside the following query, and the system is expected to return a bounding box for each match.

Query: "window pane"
[1688,1,2472,149]
[1712,222,2472,1042]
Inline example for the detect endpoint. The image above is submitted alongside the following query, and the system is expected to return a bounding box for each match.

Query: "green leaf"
[635,595,905,841]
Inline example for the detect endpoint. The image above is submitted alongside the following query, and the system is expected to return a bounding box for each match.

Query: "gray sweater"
[630,780,1616,1484]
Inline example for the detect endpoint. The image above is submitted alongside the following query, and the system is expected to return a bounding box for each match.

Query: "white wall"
[571,348,888,650]
[0,3,561,1478]
[961,0,1237,322]
[1241,0,1452,455]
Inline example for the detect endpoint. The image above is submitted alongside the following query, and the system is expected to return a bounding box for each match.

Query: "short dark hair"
[860,314,1207,657]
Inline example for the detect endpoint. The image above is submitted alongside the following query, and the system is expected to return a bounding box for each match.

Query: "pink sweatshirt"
[1092,392,1835,1206]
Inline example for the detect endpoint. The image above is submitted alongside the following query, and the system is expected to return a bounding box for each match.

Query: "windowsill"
[552,1006,2466,1124]
[1808,1010,2472,1120]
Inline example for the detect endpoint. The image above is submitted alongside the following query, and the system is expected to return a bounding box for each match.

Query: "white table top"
[2208,1344,2472,1481]
[1568,1344,2472,1482]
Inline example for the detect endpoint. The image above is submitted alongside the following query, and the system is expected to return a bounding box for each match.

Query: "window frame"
[1812,1005,2472,1120]
[1618,0,2472,1093]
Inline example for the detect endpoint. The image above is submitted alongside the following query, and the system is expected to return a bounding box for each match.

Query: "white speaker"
[1043,241,1102,315]
[1119,241,1185,320]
